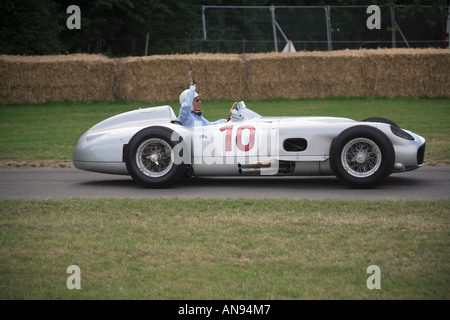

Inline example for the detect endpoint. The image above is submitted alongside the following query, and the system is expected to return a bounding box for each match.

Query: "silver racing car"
[73,101,426,188]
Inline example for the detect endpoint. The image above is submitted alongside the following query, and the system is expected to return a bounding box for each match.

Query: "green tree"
[1,0,448,56]
[0,0,64,55]
[58,0,201,56]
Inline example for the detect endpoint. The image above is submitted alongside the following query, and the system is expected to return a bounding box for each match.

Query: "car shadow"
[178,176,343,189]
[78,177,141,188]
[78,174,422,191]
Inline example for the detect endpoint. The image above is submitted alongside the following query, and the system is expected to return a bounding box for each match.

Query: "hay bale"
[115,54,244,102]
[362,48,450,98]
[0,54,117,104]
[243,48,450,99]
[0,49,448,104]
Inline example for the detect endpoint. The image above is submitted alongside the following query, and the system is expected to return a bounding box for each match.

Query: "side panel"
[189,120,278,173]
[73,122,191,175]
[189,118,355,176]
[74,128,135,164]
[190,122,253,166]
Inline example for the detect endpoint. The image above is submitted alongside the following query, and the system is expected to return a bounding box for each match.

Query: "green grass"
[0,199,448,300]
[0,97,449,165]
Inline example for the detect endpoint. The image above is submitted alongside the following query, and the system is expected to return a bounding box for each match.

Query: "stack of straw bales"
[116,54,244,102]
[0,54,117,104]
[244,49,450,99]
[0,49,448,104]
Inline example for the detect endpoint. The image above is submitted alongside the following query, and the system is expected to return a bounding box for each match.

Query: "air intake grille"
[284,138,307,152]
[417,143,425,165]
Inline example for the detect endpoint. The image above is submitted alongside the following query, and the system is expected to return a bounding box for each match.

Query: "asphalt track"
[0,166,448,200]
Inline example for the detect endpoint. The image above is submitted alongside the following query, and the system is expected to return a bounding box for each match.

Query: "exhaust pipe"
[239,168,261,175]
[239,161,271,169]
[238,160,295,176]
[238,161,271,175]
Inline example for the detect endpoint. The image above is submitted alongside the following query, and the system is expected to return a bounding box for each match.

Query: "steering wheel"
[227,102,238,122]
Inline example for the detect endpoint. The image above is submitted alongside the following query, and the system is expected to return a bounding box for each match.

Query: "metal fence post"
[202,5,207,40]
[390,6,396,48]
[144,32,149,56]
[325,5,332,51]
[270,5,278,52]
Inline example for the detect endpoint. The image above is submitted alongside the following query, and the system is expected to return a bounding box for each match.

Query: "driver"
[177,81,226,127]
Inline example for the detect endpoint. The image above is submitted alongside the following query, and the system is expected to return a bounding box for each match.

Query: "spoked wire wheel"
[126,127,186,188]
[136,138,174,178]
[341,138,382,178]
[330,126,394,188]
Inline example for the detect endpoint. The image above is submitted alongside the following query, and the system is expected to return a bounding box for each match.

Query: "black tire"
[330,126,395,188]
[362,117,399,128]
[125,127,186,188]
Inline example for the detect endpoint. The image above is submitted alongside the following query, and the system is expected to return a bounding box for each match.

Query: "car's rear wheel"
[125,127,185,188]
[330,126,395,188]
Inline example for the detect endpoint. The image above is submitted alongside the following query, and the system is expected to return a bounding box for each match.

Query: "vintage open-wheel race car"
[73,101,425,188]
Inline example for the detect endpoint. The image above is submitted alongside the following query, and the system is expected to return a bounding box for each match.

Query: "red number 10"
[220,125,255,152]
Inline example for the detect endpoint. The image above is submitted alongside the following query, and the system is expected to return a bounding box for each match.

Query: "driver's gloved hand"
[188,71,196,86]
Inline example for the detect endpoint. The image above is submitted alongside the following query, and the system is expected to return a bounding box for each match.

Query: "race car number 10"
[220,125,256,152]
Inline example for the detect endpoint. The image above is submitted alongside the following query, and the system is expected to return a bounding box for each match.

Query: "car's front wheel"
[125,127,185,188]
[330,126,395,188]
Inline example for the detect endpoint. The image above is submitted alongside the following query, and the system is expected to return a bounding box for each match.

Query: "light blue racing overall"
[177,86,226,127]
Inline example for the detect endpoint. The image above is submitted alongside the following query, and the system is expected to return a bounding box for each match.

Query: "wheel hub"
[148,153,159,165]
[355,152,367,164]
[136,138,174,178]
[341,137,382,178]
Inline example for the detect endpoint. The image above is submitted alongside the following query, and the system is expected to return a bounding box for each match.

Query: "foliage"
[0,0,448,56]
[0,0,64,55]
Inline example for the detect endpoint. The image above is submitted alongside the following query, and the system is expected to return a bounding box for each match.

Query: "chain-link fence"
[79,5,449,56]
[190,5,449,53]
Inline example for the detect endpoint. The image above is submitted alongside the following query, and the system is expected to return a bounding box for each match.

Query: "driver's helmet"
[179,89,201,111]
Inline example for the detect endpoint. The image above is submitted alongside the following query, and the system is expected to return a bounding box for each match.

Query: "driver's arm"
[177,85,196,126]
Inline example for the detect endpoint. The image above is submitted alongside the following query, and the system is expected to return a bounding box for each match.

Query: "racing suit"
[177,85,226,127]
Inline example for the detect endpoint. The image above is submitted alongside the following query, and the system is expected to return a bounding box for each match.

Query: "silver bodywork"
[73,102,425,181]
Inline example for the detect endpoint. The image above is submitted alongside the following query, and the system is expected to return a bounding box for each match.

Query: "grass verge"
[1,199,448,300]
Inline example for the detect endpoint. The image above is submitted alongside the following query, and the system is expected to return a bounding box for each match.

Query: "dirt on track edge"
[0,161,75,169]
